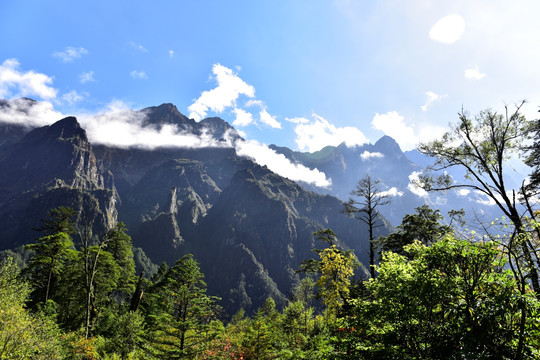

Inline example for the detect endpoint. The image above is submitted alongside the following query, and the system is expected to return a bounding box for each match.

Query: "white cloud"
[429,14,466,44]
[52,46,88,62]
[80,71,95,83]
[79,100,227,149]
[245,99,264,108]
[473,190,496,206]
[421,91,446,111]
[0,98,63,127]
[129,42,148,52]
[294,113,368,152]
[464,65,486,80]
[232,108,254,127]
[457,188,470,197]
[169,50,174,58]
[371,111,417,150]
[62,90,84,104]
[360,151,384,160]
[130,70,148,79]
[188,64,255,121]
[408,171,429,198]
[378,187,404,197]
[286,117,310,124]
[235,139,332,188]
[0,58,57,99]
[259,108,281,129]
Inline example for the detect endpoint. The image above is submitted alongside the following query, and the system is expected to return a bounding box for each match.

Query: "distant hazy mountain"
[270,136,507,228]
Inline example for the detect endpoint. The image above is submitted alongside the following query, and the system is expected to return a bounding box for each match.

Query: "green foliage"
[418,102,540,293]
[94,310,146,359]
[104,222,136,297]
[25,232,76,304]
[299,229,359,322]
[0,257,65,359]
[525,113,540,190]
[4,205,540,358]
[34,206,77,237]
[378,205,452,256]
[337,235,540,359]
[144,254,222,359]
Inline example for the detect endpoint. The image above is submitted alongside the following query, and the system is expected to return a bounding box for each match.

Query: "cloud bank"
[236,139,331,188]
[0,59,57,100]
[188,64,255,121]
[0,98,64,128]
[293,113,368,152]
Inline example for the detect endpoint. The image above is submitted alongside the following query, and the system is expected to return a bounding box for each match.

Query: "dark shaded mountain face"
[0,116,117,249]
[0,103,381,315]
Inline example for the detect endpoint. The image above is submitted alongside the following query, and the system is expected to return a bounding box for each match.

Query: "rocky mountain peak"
[374,135,403,155]
[48,116,87,141]
[199,116,242,142]
[142,103,196,129]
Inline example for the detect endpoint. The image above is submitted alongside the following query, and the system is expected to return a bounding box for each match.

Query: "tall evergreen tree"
[145,254,221,359]
[25,232,76,303]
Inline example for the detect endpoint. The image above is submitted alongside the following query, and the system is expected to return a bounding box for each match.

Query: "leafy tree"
[338,236,540,359]
[243,299,282,359]
[378,205,452,256]
[25,232,76,303]
[34,206,77,236]
[299,229,359,321]
[104,222,136,298]
[0,257,65,359]
[145,254,221,359]
[94,309,146,359]
[344,175,390,278]
[418,102,540,292]
[524,109,540,190]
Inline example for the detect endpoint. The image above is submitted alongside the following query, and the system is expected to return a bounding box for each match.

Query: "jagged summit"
[374,135,403,155]
[142,103,195,129]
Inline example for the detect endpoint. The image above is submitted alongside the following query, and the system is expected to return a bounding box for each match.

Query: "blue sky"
[1,0,539,186]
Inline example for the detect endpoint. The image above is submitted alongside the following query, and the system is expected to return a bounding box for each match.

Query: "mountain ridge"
[0,105,382,314]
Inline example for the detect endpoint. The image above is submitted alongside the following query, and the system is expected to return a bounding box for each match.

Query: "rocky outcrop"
[0,117,117,249]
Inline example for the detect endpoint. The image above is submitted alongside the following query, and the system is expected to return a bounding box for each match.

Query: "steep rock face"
[0,117,105,193]
[0,117,117,249]
[124,159,223,260]
[196,163,373,314]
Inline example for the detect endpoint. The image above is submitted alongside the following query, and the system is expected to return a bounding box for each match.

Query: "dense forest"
[2,104,540,359]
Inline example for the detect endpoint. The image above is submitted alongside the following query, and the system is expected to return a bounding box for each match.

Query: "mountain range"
[0,99,510,314]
